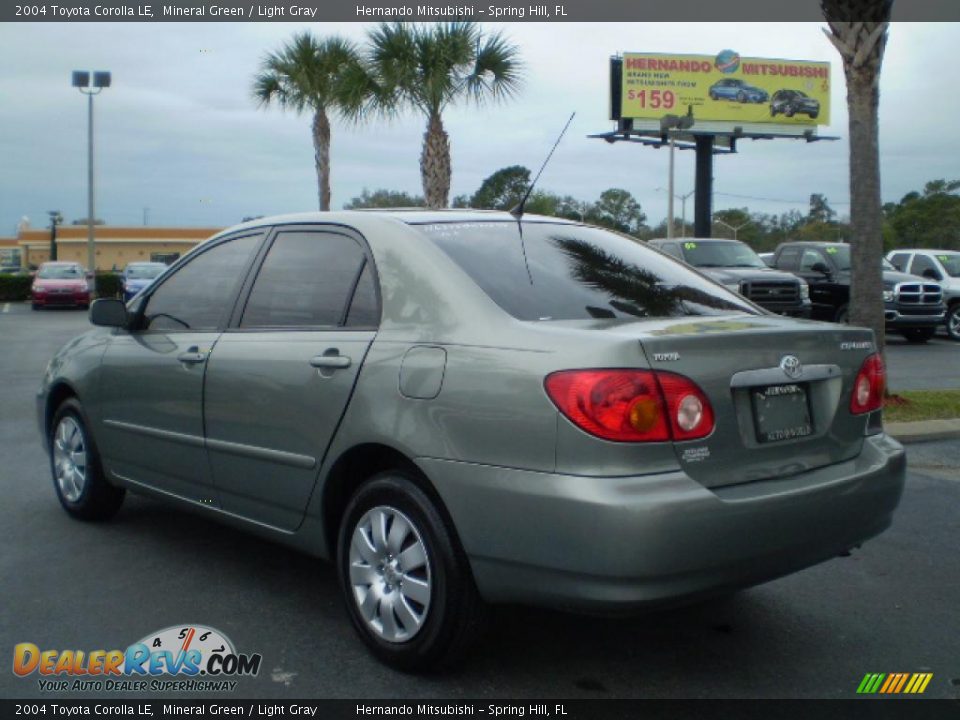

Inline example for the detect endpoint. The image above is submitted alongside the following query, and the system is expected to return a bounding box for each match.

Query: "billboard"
[620,50,830,126]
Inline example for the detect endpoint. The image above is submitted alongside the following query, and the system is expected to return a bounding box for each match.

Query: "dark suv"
[773,241,945,343]
[770,89,820,119]
[649,238,810,317]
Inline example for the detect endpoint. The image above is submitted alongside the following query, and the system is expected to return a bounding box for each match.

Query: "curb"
[886,418,960,444]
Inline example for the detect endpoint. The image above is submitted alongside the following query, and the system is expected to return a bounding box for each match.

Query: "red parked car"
[31,262,93,310]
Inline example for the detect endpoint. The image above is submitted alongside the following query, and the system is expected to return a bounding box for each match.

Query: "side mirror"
[922,268,942,281]
[810,262,831,276]
[89,298,128,328]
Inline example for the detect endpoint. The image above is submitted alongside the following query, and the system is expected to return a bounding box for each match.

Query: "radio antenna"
[510,111,576,219]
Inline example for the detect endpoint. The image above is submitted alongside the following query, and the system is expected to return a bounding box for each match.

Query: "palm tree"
[365,22,523,208]
[821,1,893,350]
[253,32,360,211]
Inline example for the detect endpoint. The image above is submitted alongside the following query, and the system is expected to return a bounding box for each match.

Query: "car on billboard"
[708,78,768,103]
[770,89,821,119]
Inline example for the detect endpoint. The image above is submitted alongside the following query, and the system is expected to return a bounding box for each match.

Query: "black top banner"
[4,0,960,22]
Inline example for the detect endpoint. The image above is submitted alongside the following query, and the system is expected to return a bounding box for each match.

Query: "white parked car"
[886,249,960,340]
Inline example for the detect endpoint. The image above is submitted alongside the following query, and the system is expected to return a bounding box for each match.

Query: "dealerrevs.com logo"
[13,625,262,693]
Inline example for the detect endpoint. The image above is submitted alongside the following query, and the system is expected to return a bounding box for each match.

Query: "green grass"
[884,389,960,423]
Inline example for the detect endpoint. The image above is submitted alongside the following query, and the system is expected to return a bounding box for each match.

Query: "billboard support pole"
[694,135,714,237]
[667,135,675,239]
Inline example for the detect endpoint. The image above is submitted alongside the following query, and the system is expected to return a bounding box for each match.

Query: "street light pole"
[714,218,751,240]
[48,211,63,261]
[678,189,694,238]
[72,70,110,277]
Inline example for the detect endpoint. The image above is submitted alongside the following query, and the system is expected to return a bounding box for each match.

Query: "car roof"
[39,261,82,266]
[648,237,741,244]
[219,209,578,237]
[889,248,958,255]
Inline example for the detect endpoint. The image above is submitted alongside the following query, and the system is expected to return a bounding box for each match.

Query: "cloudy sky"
[1,21,958,234]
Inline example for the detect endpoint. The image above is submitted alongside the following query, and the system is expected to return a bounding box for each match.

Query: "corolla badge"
[780,355,802,379]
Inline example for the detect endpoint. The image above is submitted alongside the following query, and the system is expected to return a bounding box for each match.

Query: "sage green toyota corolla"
[38,211,905,670]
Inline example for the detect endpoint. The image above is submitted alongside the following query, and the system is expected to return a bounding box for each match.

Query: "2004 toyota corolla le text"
[37,210,905,670]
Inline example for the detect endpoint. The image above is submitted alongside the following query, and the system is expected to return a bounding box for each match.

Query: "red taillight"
[850,353,885,415]
[544,369,714,443]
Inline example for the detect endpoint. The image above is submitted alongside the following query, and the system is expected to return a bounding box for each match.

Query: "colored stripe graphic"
[857,673,933,694]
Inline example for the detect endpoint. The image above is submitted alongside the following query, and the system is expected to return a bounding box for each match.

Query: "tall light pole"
[72,70,110,276]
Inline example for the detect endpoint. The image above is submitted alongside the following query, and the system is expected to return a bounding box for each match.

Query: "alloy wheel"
[348,505,432,643]
[53,416,87,503]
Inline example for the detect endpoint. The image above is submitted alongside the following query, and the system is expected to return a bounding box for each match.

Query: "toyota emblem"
[780,355,802,379]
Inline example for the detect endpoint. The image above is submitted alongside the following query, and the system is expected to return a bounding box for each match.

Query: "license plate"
[751,384,813,443]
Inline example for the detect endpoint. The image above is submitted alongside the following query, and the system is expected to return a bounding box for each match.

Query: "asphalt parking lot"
[1,302,958,700]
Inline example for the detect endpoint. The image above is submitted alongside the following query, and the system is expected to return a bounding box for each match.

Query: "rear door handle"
[310,354,351,370]
[178,347,207,365]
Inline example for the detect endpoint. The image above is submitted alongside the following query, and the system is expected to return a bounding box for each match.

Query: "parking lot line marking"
[2,303,9,313]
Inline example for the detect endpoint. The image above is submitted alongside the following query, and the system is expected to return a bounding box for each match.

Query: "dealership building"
[13,225,222,271]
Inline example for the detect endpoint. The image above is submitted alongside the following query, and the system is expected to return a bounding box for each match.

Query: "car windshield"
[936,253,960,277]
[38,265,83,279]
[125,264,166,279]
[419,222,759,321]
[680,240,767,268]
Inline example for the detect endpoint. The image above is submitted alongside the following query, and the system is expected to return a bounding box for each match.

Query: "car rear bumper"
[419,433,905,612]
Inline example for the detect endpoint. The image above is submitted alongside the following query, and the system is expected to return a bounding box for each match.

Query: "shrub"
[0,275,32,302]
[95,272,122,299]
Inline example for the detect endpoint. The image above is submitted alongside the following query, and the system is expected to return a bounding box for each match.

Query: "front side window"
[419,221,758,321]
[910,254,940,279]
[142,234,260,332]
[799,249,828,272]
[240,231,368,328]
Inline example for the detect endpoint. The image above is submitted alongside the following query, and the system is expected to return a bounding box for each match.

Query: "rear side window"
[418,222,758,321]
[345,262,380,327]
[909,254,940,279]
[241,231,367,328]
[776,247,801,271]
[888,253,910,272]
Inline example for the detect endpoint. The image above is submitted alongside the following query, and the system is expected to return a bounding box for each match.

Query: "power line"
[714,191,850,206]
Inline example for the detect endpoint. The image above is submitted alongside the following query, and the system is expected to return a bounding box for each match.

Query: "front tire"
[901,327,936,344]
[337,471,483,671]
[946,303,960,341]
[49,399,125,521]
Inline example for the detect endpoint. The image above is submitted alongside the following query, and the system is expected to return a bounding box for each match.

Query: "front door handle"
[178,347,207,365]
[310,353,351,370]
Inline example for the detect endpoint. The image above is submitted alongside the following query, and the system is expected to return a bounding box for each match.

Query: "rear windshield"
[418,221,759,321]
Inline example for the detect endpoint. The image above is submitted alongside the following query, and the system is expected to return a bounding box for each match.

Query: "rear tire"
[946,303,960,342]
[49,399,125,521]
[901,327,936,344]
[337,471,484,672]
[31,303,40,311]
[737,91,746,103]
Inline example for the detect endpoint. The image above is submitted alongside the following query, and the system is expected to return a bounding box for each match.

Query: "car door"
[203,226,380,531]
[95,232,264,504]
[796,248,838,320]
